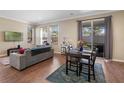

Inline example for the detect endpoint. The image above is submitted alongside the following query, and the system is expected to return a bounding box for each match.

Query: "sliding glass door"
[93,19,105,57]
[82,18,105,57]
[82,20,93,50]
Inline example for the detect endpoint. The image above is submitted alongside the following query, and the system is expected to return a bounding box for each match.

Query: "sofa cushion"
[31,47,51,56]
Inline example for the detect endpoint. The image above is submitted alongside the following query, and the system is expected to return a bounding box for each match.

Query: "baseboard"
[0,54,7,58]
[112,59,124,63]
[54,52,61,54]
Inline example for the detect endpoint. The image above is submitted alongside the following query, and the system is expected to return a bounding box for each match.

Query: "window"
[39,25,59,46]
[50,25,59,45]
[40,28,43,45]
[40,27,48,45]
[83,26,92,36]
[94,26,105,36]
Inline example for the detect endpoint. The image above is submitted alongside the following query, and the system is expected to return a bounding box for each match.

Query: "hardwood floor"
[0,54,124,83]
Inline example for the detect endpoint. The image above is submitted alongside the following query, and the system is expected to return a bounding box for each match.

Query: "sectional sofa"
[10,46,54,70]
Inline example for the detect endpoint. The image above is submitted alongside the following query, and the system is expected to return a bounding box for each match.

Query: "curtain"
[77,21,82,41]
[104,16,113,59]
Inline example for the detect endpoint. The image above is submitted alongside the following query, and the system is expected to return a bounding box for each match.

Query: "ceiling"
[0,10,116,24]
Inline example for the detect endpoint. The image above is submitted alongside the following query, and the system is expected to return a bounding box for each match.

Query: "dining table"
[65,48,92,82]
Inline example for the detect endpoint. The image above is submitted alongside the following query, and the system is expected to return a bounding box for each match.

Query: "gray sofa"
[10,46,54,70]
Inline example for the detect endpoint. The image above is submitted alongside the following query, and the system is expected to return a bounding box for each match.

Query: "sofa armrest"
[10,53,26,70]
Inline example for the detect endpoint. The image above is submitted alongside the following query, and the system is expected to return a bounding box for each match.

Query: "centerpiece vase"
[80,46,83,52]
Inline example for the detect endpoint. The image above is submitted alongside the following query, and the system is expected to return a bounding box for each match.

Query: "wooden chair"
[79,48,98,82]
[66,52,81,76]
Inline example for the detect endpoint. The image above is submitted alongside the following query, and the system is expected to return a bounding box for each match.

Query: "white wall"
[0,17,32,56]
[112,12,124,61]
[59,20,78,50]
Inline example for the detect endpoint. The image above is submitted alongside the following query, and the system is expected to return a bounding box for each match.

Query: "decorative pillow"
[19,48,25,54]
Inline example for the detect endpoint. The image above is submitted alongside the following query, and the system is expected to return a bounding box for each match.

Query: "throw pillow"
[19,48,25,54]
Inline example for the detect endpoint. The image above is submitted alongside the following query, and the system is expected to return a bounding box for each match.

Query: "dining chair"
[79,48,98,82]
[65,52,81,76]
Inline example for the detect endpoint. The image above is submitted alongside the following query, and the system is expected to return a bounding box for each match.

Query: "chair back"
[66,52,82,63]
[91,48,98,66]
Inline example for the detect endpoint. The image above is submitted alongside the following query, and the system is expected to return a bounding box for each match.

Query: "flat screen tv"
[4,31,22,41]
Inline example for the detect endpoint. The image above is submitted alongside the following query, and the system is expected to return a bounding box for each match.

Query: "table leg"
[66,61,68,75]
[76,62,78,76]
[88,59,90,82]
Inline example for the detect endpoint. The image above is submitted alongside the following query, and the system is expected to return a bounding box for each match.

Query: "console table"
[7,48,19,56]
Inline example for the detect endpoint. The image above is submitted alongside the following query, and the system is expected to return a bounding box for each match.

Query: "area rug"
[47,63,106,83]
[0,57,9,65]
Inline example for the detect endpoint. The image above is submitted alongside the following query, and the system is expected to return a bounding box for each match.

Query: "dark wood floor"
[0,54,124,83]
